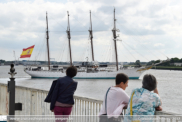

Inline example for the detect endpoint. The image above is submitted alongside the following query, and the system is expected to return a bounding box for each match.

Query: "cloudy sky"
[1,0,182,62]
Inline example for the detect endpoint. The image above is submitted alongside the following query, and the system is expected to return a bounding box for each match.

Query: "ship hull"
[25,68,144,79]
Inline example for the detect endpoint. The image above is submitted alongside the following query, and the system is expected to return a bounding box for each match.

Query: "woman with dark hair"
[51,66,78,122]
[124,74,162,122]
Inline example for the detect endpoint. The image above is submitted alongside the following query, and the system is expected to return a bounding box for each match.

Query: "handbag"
[99,87,122,122]
[44,79,74,103]
[130,91,140,122]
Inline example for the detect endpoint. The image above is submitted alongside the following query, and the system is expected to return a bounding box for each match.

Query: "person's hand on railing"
[154,83,163,105]
[155,106,162,111]
[51,109,54,112]
[122,102,128,109]
[123,104,128,109]
[123,106,127,109]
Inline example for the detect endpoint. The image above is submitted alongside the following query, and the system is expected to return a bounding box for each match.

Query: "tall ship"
[24,9,167,79]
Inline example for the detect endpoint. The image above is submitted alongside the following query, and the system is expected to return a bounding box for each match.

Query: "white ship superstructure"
[25,67,144,79]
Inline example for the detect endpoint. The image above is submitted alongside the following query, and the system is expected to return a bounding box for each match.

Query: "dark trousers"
[99,114,123,122]
[54,106,72,122]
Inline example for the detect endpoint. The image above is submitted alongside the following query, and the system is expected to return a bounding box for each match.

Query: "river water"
[0,65,181,114]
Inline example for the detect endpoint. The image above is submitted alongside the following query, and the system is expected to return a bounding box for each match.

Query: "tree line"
[147,57,182,66]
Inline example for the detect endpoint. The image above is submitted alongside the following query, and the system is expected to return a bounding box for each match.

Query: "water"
[0,65,182,114]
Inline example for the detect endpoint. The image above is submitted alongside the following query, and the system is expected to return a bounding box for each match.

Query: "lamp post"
[7,64,22,122]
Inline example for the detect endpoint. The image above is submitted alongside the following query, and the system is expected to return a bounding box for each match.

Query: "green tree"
[0,60,5,63]
[154,60,160,64]
[179,58,182,63]
[170,57,179,63]
[147,60,155,65]
[135,60,141,67]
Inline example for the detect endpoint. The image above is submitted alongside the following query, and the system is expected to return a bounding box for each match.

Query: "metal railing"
[0,83,103,116]
[0,83,179,122]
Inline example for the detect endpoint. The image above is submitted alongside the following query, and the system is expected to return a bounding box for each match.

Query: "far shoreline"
[151,66,182,71]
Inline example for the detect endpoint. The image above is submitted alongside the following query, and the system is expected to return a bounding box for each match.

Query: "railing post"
[7,64,22,122]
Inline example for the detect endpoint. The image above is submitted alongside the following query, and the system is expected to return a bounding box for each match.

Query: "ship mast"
[67,11,73,66]
[46,12,50,70]
[112,9,119,71]
[89,10,94,61]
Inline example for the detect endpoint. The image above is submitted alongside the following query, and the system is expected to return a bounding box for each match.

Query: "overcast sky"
[1,0,182,62]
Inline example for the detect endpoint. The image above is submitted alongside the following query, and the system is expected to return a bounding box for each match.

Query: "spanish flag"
[20,45,35,58]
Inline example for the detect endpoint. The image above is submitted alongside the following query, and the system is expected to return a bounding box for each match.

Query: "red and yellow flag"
[20,45,35,58]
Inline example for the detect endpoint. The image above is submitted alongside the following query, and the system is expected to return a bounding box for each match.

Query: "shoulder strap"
[105,87,111,114]
[130,91,135,115]
[57,81,74,98]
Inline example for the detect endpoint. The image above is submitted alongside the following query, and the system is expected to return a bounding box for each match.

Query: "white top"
[99,86,130,118]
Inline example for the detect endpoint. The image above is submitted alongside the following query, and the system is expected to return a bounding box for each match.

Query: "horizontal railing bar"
[155,111,181,115]
[0,83,49,93]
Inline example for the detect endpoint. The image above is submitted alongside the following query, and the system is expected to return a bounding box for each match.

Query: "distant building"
[0,62,4,66]
[170,63,182,66]
[174,63,182,66]
[22,60,41,65]
[4,61,14,65]
[122,62,129,65]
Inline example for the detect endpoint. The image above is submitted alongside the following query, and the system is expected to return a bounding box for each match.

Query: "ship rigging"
[24,9,170,79]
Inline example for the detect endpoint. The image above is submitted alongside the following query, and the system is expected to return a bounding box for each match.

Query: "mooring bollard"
[7,64,22,122]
